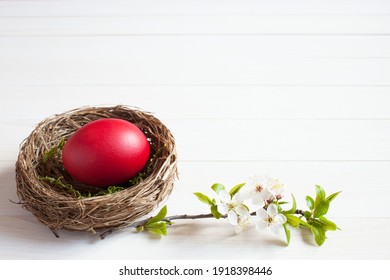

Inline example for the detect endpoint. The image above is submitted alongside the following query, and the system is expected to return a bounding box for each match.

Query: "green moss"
[38,176,86,198]
[43,138,66,163]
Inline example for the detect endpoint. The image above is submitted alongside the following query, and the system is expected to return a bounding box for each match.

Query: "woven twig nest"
[15,105,178,234]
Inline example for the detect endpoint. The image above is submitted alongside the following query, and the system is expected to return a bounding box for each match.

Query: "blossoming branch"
[100,176,341,246]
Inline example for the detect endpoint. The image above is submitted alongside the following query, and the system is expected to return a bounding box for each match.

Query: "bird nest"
[15,105,178,235]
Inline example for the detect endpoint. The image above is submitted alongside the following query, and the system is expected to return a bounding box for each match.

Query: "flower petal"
[269,223,282,235]
[267,204,279,217]
[247,175,261,188]
[219,190,231,203]
[228,210,238,226]
[255,220,268,232]
[235,205,250,218]
[235,217,250,234]
[260,189,273,201]
[217,203,229,215]
[267,178,285,196]
[252,192,265,206]
[274,214,287,225]
[256,208,268,220]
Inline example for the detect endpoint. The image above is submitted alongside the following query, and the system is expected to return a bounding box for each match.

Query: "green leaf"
[318,216,337,231]
[229,183,246,197]
[145,205,167,226]
[299,219,312,229]
[211,183,225,194]
[136,225,144,232]
[303,211,312,219]
[277,201,289,205]
[283,224,291,245]
[193,192,214,206]
[311,224,326,246]
[313,200,330,218]
[305,196,315,210]
[283,194,296,215]
[210,204,222,219]
[327,191,341,203]
[285,214,301,228]
[314,185,326,208]
[145,222,167,236]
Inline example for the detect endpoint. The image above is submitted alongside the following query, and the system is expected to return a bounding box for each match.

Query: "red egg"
[62,118,150,187]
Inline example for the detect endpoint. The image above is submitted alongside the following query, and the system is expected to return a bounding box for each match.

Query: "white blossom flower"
[217,190,251,234]
[241,175,273,205]
[266,177,286,198]
[255,204,287,235]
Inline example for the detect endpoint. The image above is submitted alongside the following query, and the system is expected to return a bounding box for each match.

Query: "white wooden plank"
[1,15,390,36]
[1,36,389,86]
[2,119,390,161]
[0,217,388,259]
[1,86,390,120]
[0,0,389,17]
[2,36,390,58]
[4,57,388,86]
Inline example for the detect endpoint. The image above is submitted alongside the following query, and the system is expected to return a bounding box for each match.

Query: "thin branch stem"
[99,209,305,239]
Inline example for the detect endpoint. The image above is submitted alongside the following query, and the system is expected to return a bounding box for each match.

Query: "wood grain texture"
[0,0,389,260]
[1,35,389,86]
[0,216,389,260]
[0,0,389,16]
[1,86,390,120]
[1,15,390,36]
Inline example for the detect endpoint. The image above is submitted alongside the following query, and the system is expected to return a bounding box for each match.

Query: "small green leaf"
[311,224,326,246]
[313,200,330,218]
[193,192,214,206]
[283,224,291,245]
[145,205,167,226]
[299,219,312,229]
[229,183,246,197]
[285,214,301,228]
[211,183,225,194]
[283,194,296,215]
[327,191,341,203]
[210,204,222,219]
[318,216,337,231]
[314,185,326,208]
[305,196,315,210]
[136,225,144,232]
[303,211,312,219]
[145,222,167,236]
[277,201,289,205]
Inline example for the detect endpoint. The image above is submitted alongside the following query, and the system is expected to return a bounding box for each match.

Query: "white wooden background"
[1,0,390,260]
